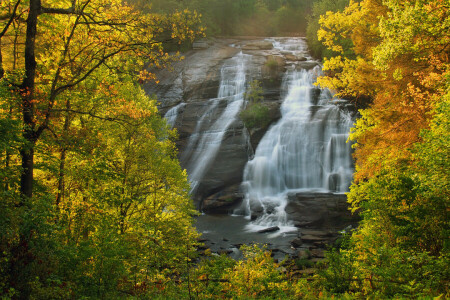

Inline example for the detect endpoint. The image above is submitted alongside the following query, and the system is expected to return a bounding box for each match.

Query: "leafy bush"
[222,245,292,299]
[240,103,271,130]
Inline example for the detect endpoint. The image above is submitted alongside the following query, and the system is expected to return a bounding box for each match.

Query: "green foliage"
[265,58,280,72]
[240,103,271,130]
[239,80,270,129]
[191,252,237,297]
[294,257,313,269]
[245,80,264,103]
[306,0,350,58]
[317,249,355,294]
[222,245,292,299]
[0,1,201,297]
[314,0,450,297]
[240,80,271,130]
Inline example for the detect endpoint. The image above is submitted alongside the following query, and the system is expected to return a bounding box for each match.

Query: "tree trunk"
[56,149,66,207]
[56,99,71,207]
[10,2,40,298]
[19,0,40,200]
[0,39,4,79]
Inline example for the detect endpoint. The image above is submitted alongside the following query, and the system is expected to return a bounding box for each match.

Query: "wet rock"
[313,241,329,248]
[301,229,334,237]
[294,221,316,228]
[297,250,311,259]
[193,39,212,50]
[296,61,320,70]
[291,238,303,248]
[310,249,325,258]
[144,43,239,111]
[192,120,252,206]
[286,193,358,230]
[242,41,274,50]
[310,88,321,105]
[202,184,243,213]
[300,235,328,243]
[257,226,280,233]
[284,54,307,61]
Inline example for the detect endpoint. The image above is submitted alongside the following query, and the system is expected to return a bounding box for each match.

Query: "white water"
[183,52,251,193]
[240,40,354,233]
[164,102,186,128]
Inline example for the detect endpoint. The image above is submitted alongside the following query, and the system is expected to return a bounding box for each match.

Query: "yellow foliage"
[318,0,449,181]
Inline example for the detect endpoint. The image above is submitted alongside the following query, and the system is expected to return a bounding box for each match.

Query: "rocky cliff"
[144,38,320,210]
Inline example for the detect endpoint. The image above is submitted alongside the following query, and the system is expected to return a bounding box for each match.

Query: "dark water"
[195,214,299,261]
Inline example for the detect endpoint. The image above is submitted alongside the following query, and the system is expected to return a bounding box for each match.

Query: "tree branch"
[0,0,21,39]
[40,0,79,15]
[48,108,134,126]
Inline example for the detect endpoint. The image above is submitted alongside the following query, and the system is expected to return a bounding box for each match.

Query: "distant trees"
[306,0,350,58]
[139,0,316,37]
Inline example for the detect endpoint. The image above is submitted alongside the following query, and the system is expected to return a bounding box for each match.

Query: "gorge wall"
[144,38,357,233]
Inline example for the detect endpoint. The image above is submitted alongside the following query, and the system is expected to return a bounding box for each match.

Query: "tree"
[315,0,449,296]
[0,1,203,297]
[0,0,202,200]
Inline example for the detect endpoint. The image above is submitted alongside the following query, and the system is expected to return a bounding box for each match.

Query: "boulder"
[202,184,243,214]
[284,54,307,61]
[285,193,358,230]
[291,238,303,248]
[258,226,280,233]
[296,61,320,70]
[300,235,328,243]
[310,249,326,258]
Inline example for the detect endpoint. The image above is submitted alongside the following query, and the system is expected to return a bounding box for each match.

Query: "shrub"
[240,102,271,129]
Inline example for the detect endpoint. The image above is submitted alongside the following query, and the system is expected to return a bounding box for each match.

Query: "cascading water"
[239,40,354,232]
[182,52,251,193]
[164,102,186,128]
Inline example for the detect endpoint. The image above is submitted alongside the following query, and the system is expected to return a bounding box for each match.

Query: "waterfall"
[240,42,354,232]
[183,52,251,193]
[164,102,186,128]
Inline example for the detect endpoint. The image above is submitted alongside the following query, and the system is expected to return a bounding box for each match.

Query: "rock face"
[145,37,355,224]
[286,193,356,229]
[242,40,274,50]
[202,184,243,214]
[145,38,315,209]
